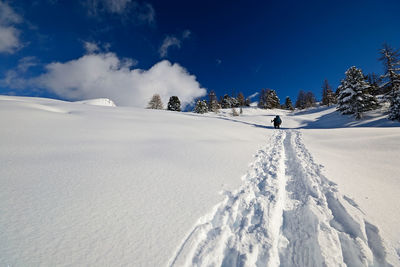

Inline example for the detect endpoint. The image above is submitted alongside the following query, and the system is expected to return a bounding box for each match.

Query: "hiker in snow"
[271,115,282,129]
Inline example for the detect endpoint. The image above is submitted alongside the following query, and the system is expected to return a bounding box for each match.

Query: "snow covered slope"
[75,98,116,107]
[1,95,399,266]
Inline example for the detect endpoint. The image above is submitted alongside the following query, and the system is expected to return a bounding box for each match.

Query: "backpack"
[275,116,282,124]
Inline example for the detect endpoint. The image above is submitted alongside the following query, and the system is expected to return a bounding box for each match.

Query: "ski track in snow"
[169,130,393,267]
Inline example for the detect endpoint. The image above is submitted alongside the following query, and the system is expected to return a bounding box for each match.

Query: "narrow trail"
[169,130,393,267]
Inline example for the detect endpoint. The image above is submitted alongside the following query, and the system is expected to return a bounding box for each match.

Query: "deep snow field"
[1,95,399,266]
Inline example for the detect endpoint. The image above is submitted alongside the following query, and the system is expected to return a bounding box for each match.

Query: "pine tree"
[208,90,220,112]
[267,89,280,108]
[167,96,181,111]
[194,100,208,114]
[283,96,294,110]
[258,89,267,109]
[147,94,163,109]
[244,98,251,107]
[379,44,400,99]
[221,94,239,108]
[295,90,307,109]
[295,90,315,109]
[337,66,379,119]
[305,91,316,108]
[237,92,245,106]
[388,90,400,121]
[258,89,280,109]
[321,79,337,106]
[365,73,382,95]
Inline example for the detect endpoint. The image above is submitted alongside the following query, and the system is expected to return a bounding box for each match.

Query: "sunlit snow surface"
[1,95,399,266]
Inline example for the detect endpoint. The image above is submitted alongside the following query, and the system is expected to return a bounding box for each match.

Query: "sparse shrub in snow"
[147,94,163,109]
[258,89,280,109]
[194,100,208,114]
[167,96,181,111]
[388,91,400,121]
[283,96,294,110]
[321,79,337,106]
[231,108,239,116]
[337,66,379,119]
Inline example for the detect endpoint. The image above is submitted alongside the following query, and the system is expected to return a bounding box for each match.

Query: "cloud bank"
[0,1,22,53]
[33,52,206,108]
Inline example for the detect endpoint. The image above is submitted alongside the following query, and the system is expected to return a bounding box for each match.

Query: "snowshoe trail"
[169,130,393,267]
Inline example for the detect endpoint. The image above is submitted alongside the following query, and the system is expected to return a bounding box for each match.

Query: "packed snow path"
[169,130,392,267]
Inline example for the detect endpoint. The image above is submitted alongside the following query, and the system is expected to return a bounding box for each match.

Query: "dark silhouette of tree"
[283,96,294,110]
[167,96,181,111]
[321,79,337,106]
[379,43,400,98]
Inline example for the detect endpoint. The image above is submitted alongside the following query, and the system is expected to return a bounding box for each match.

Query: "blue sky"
[1,0,400,107]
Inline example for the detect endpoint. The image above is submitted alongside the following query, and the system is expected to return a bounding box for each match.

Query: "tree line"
[147,43,400,121]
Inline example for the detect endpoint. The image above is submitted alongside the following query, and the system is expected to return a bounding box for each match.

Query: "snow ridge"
[169,130,393,267]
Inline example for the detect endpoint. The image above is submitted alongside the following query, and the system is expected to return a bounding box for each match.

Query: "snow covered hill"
[74,98,116,107]
[1,95,399,266]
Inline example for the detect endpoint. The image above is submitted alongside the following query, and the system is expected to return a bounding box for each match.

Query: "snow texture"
[169,130,394,266]
[1,95,399,266]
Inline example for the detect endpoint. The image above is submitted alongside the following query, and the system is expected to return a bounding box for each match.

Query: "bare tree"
[147,94,163,109]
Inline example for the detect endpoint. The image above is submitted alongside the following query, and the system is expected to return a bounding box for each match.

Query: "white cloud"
[0,1,22,53]
[1,56,38,89]
[159,30,191,58]
[0,25,20,53]
[32,52,206,108]
[159,36,181,58]
[248,92,259,99]
[84,41,100,54]
[0,1,22,24]
[17,56,38,72]
[86,0,155,25]
[83,40,114,54]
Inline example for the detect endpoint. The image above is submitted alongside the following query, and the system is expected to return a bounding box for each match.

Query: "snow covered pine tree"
[167,96,181,111]
[284,96,294,110]
[379,44,400,121]
[337,66,379,119]
[194,100,208,114]
[258,89,280,109]
[388,90,400,121]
